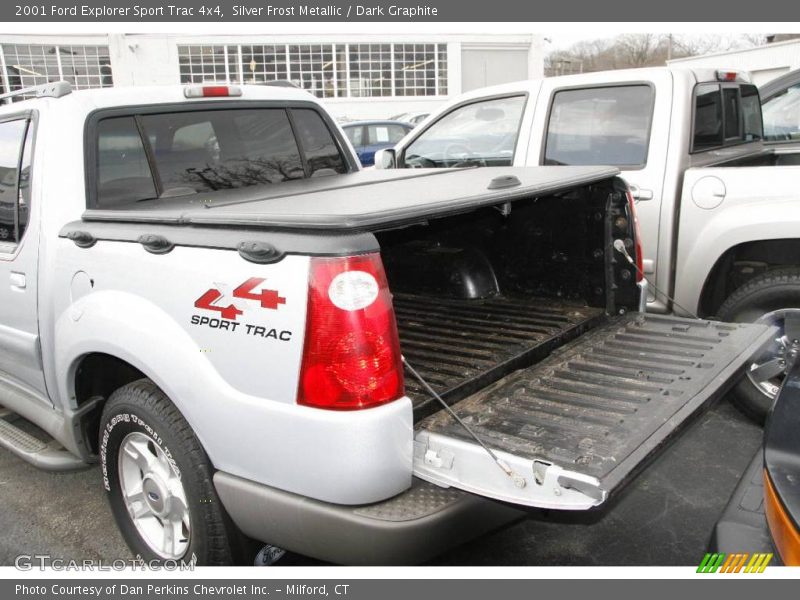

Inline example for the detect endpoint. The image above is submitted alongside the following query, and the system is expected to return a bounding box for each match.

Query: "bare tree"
[545,33,773,77]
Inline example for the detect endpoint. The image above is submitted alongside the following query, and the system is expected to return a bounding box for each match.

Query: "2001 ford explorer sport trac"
[0,81,775,565]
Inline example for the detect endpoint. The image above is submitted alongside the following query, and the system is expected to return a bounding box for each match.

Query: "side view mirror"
[374,148,397,170]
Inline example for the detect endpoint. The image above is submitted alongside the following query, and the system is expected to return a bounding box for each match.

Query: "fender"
[674,172,800,315]
[53,289,413,505]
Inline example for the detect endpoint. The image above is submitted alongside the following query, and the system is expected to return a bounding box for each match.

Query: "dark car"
[342,120,413,167]
[710,355,800,566]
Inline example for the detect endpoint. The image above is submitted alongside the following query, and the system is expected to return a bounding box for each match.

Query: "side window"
[344,126,363,147]
[367,124,407,145]
[0,118,30,246]
[544,85,654,167]
[692,84,723,152]
[403,95,526,168]
[97,117,157,207]
[762,82,800,142]
[291,109,347,177]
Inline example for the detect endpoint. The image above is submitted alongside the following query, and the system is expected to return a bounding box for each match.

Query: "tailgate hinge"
[414,438,455,470]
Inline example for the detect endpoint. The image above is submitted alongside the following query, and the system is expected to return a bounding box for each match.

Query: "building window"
[349,44,392,97]
[176,42,447,98]
[240,45,287,84]
[0,44,113,96]
[393,43,438,97]
[178,45,235,85]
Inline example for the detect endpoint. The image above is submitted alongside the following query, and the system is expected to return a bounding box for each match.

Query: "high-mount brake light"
[625,188,645,283]
[183,85,243,98]
[298,254,404,410]
[715,71,740,82]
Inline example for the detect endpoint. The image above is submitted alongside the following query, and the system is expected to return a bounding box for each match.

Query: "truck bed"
[394,293,605,413]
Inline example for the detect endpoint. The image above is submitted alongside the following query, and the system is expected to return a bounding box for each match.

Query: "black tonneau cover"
[82,166,619,232]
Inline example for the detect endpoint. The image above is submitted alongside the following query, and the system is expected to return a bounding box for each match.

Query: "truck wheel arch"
[56,289,221,463]
[71,352,145,456]
[698,239,800,317]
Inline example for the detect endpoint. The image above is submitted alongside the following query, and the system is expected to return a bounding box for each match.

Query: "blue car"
[342,120,413,167]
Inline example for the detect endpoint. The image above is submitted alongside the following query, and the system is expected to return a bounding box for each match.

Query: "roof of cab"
[442,66,750,107]
[0,83,321,116]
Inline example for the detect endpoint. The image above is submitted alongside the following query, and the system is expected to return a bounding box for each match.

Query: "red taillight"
[626,189,645,283]
[298,253,404,410]
[183,85,243,98]
[716,70,739,82]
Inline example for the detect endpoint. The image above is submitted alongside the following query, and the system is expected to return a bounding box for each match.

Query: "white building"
[0,33,544,120]
[668,39,800,86]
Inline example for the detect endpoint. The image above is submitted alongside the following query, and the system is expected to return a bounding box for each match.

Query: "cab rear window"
[691,83,762,153]
[94,106,348,208]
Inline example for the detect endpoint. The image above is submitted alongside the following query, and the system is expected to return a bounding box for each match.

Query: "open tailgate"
[413,314,775,510]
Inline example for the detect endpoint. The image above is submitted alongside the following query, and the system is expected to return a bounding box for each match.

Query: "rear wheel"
[718,268,800,423]
[99,379,244,565]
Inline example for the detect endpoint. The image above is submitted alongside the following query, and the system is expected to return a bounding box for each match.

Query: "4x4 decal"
[194,278,286,321]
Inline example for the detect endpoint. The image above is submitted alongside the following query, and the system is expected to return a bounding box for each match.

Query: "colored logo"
[194,277,286,321]
[697,552,773,573]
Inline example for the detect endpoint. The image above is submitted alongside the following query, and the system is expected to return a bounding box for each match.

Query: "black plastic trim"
[59,220,380,259]
[709,449,780,559]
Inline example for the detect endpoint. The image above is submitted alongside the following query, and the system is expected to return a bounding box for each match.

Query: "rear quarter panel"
[49,239,413,504]
[674,164,800,315]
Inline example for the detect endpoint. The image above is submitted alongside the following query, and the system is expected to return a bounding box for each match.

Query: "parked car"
[342,120,413,166]
[377,66,800,423]
[0,80,773,566]
[710,359,800,566]
[389,111,430,126]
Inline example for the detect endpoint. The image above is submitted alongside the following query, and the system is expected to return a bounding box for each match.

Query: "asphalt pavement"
[0,397,762,567]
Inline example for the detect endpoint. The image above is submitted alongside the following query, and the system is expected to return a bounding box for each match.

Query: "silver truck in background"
[378,66,800,421]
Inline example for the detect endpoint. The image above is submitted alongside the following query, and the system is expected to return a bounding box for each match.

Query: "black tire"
[99,378,246,565]
[718,267,800,423]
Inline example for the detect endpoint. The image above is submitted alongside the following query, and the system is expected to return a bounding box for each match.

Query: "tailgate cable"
[402,356,527,489]
[613,239,699,320]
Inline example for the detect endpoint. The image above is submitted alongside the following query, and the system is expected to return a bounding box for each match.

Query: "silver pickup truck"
[379,66,800,422]
[0,81,774,565]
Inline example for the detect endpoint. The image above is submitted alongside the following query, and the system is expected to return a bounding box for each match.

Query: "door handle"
[629,185,654,201]
[10,271,26,290]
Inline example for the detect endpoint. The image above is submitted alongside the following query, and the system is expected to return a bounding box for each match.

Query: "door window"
[403,95,526,168]
[0,118,31,246]
[544,85,654,167]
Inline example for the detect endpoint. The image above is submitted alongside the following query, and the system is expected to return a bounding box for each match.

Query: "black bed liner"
[394,293,605,414]
[77,166,619,232]
[414,314,774,507]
